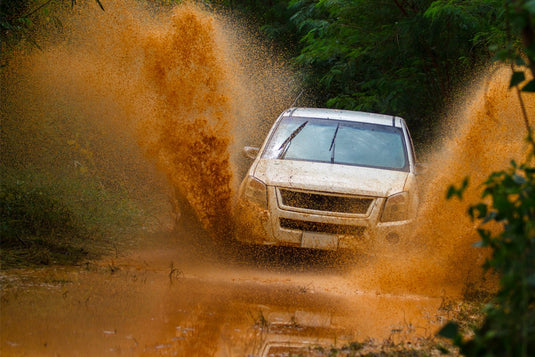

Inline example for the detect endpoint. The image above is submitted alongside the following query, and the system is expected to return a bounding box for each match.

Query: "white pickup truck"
[235,107,420,251]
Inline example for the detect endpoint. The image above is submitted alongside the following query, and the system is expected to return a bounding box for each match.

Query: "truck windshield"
[262,117,409,171]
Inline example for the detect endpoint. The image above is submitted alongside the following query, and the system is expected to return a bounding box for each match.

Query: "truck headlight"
[381,191,409,222]
[242,176,268,210]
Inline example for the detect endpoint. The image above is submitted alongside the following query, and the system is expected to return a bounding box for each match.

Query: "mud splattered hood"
[252,159,409,197]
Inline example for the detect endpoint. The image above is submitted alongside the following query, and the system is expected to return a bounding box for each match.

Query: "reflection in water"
[1,238,445,356]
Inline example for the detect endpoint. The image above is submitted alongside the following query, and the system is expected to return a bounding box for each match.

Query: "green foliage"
[1,0,41,50]
[219,1,515,142]
[218,0,300,55]
[0,168,145,268]
[0,179,88,266]
[441,160,535,356]
[446,176,470,200]
[212,1,535,144]
[0,0,104,55]
[494,0,535,92]
[438,3,535,355]
[278,0,500,141]
[468,162,534,355]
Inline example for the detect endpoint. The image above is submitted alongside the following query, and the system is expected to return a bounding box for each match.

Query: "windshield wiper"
[329,123,340,163]
[278,121,308,159]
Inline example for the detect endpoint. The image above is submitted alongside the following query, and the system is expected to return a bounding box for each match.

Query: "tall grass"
[0,166,147,268]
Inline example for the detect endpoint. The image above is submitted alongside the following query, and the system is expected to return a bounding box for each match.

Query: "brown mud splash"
[139,4,236,239]
[354,68,534,297]
[1,0,295,241]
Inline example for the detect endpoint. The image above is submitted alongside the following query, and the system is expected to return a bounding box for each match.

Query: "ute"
[235,108,420,251]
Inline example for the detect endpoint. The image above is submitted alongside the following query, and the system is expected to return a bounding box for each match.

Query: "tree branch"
[392,0,409,17]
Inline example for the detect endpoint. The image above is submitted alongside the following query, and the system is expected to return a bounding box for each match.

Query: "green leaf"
[469,203,488,219]
[447,177,469,200]
[438,322,459,339]
[521,80,535,92]
[476,228,491,241]
[510,71,526,87]
[446,185,457,199]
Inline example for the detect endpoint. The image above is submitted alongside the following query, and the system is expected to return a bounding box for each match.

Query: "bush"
[0,180,89,267]
[441,160,535,356]
[0,169,145,268]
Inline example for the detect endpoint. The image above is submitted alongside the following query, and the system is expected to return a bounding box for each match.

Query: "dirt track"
[1,224,449,356]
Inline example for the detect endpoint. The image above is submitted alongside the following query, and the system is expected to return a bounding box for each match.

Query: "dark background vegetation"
[221,0,504,145]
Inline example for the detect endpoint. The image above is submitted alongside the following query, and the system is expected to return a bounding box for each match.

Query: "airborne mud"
[351,68,533,298]
[1,0,533,356]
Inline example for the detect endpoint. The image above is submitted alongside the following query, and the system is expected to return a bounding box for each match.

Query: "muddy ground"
[1,218,455,357]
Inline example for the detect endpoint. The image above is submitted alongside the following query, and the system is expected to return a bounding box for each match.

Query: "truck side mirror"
[243,146,260,160]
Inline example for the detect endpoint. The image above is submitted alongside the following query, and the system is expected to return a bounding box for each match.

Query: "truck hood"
[252,159,409,197]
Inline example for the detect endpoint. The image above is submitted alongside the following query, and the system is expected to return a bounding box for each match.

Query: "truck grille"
[278,189,373,214]
[280,218,365,236]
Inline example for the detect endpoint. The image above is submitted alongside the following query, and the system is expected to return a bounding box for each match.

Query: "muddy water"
[1,232,446,356]
[1,0,534,356]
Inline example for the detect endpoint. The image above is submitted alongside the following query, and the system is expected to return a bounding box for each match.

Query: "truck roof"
[282,107,405,128]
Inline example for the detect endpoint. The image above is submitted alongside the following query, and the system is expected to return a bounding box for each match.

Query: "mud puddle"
[1,232,447,356]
